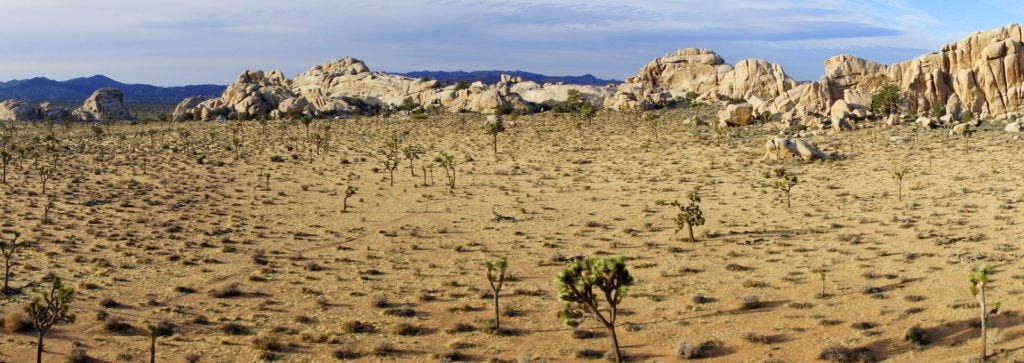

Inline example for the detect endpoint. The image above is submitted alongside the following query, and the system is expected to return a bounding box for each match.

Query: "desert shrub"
[4,311,32,332]
[905,325,929,347]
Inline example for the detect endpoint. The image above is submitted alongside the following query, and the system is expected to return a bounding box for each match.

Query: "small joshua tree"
[343,185,357,212]
[42,196,55,224]
[1,229,26,294]
[485,118,506,155]
[300,115,314,139]
[817,270,827,299]
[768,168,798,208]
[671,191,705,242]
[969,265,999,361]
[36,162,54,196]
[892,167,908,201]
[484,257,508,333]
[438,152,457,189]
[557,257,634,363]
[26,276,76,363]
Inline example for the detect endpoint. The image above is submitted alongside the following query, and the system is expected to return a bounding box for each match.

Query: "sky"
[0,0,1020,86]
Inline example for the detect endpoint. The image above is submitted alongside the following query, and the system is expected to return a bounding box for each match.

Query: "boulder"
[39,102,69,120]
[73,88,132,121]
[764,137,827,161]
[917,117,937,129]
[173,96,207,122]
[0,100,41,121]
[718,103,754,127]
[1005,121,1022,133]
[950,123,974,136]
[885,114,901,126]
[829,99,852,120]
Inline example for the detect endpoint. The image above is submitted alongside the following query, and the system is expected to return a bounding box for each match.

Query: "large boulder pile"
[606,48,797,109]
[610,23,1024,124]
[176,57,613,121]
[72,88,132,121]
[0,100,73,121]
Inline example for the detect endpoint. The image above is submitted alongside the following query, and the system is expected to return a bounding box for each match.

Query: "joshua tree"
[343,185,357,212]
[969,265,999,361]
[557,257,634,363]
[403,145,421,176]
[484,257,508,333]
[768,168,798,208]
[438,152,457,189]
[263,172,271,191]
[817,270,827,299]
[301,116,314,139]
[1,229,25,294]
[36,162,53,196]
[380,136,402,186]
[671,191,705,242]
[892,167,908,201]
[1,149,11,184]
[485,118,506,155]
[26,276,75,363]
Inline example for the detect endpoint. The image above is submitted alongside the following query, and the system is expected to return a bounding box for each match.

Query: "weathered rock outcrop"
[613,24,1024,122]
[173,96,207,122]
[0,100,41,121]
[764,138,827,161]
[607,48,797,109]
[0,100,72,121]
[178,57,612,121]
[73,88,132,121]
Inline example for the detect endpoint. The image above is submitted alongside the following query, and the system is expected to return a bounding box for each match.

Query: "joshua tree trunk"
[607,322,622,363]
[150,334,156,363]
[3,262,11,294]
[493,294,500,332]
[786,191,791,208]
[389,169,395,186]
[979,288,987,361]
[897,180,903,201]
[36,331,44,363]
[687,223,695,243]
[492,133,498,155]
[343,196,349,212]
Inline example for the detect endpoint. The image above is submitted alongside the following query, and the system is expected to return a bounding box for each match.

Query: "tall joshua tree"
[485,118,506,155]
[438,152,457,189]
[1,229,25,294]
[671,191,705,242]
[969,265,999,361]
[893,167,908,201]
[484,257,508,333]
[26,276,76,363]
[557,257,633,363]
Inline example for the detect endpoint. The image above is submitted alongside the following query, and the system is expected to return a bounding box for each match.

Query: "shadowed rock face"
[612,23,1024,121]
[176,57,613,121]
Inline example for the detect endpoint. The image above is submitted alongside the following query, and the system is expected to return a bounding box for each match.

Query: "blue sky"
[0,0,1019,85]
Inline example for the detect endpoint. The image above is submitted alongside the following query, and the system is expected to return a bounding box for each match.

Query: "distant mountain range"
[391,70,619,86]
[0,75,225,103]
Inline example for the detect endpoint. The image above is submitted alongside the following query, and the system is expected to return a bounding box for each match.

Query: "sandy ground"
[2,107,1024,362]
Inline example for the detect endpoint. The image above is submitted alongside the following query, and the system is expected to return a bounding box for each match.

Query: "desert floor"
[2,107,1024,362]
